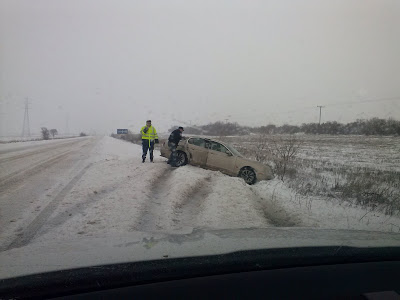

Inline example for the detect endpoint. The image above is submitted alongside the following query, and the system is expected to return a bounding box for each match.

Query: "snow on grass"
[0,135,81,144]
[254,179,400,233]
[0,136,86,153]
[227,134,400,216]
[0,136,43,143]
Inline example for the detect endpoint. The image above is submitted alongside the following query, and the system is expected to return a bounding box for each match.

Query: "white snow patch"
[253,180,400,233]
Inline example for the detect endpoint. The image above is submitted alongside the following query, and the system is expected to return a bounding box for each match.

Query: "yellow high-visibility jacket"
[140,126,158,143]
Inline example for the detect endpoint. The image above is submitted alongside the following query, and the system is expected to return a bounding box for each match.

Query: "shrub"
[41,127,50,140]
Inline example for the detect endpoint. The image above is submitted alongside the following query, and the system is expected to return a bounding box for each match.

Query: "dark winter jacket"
[168,129,182,144]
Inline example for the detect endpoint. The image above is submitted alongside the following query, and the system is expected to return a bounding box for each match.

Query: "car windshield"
[1,0,400,281]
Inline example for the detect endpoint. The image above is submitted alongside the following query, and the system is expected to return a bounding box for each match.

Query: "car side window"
[219,145,230,154]
[188,138,206,147]
[209,141,229,153]
[210,142,217,151]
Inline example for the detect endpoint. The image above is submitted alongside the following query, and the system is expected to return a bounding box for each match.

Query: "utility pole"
[21,98,31,137]
[317,105,324,125]
[316,105,324,134]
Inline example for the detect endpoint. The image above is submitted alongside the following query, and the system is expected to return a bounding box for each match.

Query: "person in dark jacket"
[167,126,184,167]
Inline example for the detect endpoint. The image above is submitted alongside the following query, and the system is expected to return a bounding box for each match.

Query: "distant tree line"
[169,121,251,136]
[176,118,400,136]
[40,127,87,139]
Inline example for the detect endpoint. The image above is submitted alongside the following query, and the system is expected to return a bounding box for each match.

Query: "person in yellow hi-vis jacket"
[140,120,159,163]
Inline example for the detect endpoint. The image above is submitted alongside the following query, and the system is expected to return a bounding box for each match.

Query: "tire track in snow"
[32,168,141,240]
[37,186,119,237]
[250,186,303,227]
[134,167,175,232]
[0,139,99,251]
[172,175,212,230]
[0,163,94,252]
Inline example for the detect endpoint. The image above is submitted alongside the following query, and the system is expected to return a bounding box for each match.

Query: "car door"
[206,141,236,174]
[187,138,209,166]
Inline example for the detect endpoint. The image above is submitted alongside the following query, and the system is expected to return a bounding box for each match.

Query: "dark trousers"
[142,139,155,160]
[168,141,177,165]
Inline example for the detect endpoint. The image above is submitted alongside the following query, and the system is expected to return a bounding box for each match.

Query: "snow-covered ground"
[227,134,400,219]
[0,135,43,143]
[1,136,400,255]
[0,136,85,153]
[295,134,400,172]
[21,136,274,246]
[0,135,80,145]
[255,180,400,232]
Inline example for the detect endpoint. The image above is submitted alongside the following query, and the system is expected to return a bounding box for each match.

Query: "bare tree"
[266,135,303,181]
[254,133,270,162]
[49,129,58,138]
[41,127,50,140]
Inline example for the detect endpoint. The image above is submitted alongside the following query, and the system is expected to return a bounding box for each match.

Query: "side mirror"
[227,151,233,156]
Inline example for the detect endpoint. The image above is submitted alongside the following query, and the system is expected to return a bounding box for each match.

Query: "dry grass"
[226,134,400,216]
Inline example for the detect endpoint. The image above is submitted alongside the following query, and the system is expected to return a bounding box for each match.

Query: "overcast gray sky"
[1,0,399,136]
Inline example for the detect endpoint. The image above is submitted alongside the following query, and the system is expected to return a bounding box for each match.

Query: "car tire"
[239,167,257,185]
[175,151,188,167]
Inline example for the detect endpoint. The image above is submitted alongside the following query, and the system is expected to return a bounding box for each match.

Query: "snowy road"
[1,136,399,254]
[0,136,281,252]
[0,137,99,250]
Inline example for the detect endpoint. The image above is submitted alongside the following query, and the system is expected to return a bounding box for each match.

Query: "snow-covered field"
[0,136,42,143]
[1,135,400,255]
[0,135,78,143]
[226,134,400,230]
[229,134,400,172]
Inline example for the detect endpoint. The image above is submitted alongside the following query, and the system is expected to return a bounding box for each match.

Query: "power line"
[171,96,399,128]
[274,96,400,116]
[227,96,400,121]
[323,96,400,108]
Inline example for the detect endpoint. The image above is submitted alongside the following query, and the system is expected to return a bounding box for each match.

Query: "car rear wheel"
[175,151,188,167]
[239,167,256,185]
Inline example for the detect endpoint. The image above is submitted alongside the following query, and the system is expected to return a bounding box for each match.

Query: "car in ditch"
[160,137,273,184]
